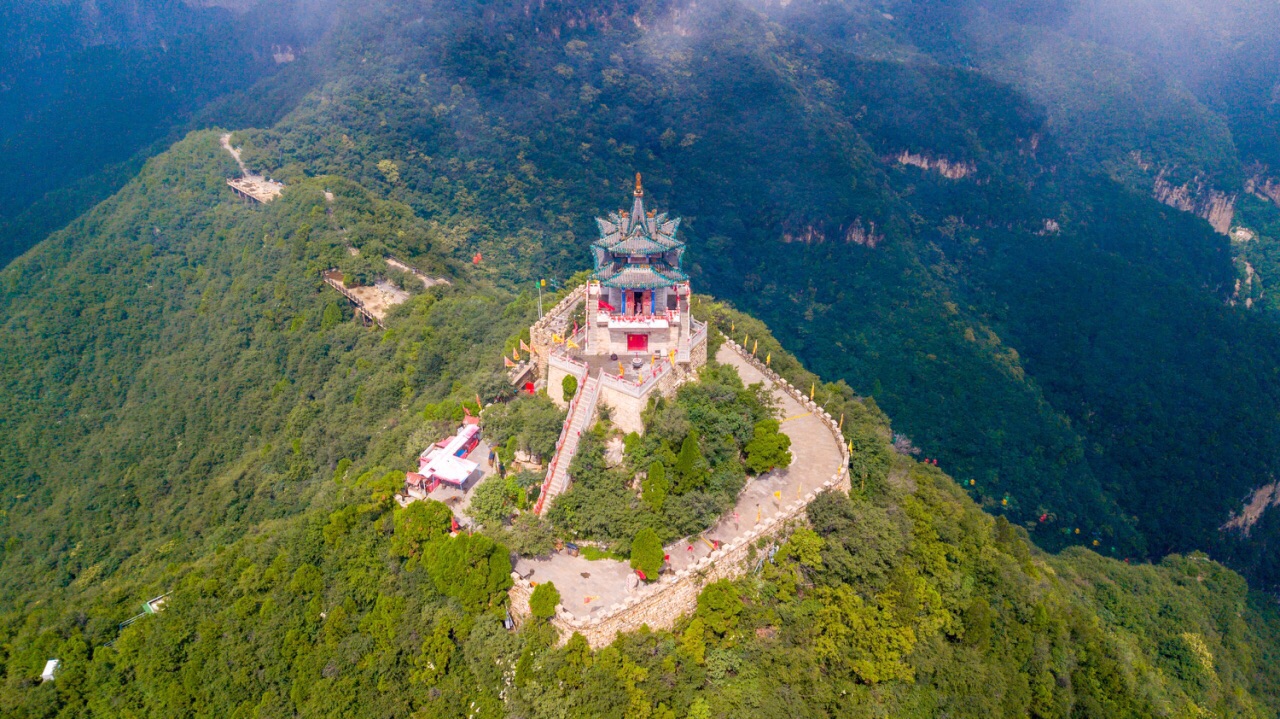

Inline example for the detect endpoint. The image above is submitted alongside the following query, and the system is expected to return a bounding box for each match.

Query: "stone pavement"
[512,342,846,618]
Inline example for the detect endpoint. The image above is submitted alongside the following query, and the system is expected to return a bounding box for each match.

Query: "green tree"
[674,430,708,494]
[321,301,342,330]
[630,527,664,580]
[420,532,513,612]
[641,460,668,511]
[507,511,555,556]
[696,580,743,637]
[744,418,792,475]
[469,476,512,528]
[530,581,561,620]
[413,621,455,685]
[289,563,323,595]
[562,374,578,402]
[392,500,453,557]
[680,617,707,665]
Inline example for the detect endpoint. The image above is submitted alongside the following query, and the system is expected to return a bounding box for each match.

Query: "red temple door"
[627,333,648,352]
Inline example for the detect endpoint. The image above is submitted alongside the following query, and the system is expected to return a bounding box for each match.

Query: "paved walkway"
[513,343,846,616]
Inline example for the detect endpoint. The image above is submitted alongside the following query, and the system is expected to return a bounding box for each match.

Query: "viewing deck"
[598,310,676,329]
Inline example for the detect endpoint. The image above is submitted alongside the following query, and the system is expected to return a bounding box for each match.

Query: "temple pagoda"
[586,174,693,356]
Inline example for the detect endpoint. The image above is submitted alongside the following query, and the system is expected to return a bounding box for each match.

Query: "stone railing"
[597,357,674,398]
[548,352,589,380]
[511,336,850,648]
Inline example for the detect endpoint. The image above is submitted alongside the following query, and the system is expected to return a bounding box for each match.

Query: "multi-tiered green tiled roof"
[592,175,688,289]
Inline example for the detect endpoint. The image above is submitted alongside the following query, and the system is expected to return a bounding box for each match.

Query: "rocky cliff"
[1152,170,1236,234]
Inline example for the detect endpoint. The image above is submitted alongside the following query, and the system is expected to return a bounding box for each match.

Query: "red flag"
[451,516,460,532]
[636,569,647,581]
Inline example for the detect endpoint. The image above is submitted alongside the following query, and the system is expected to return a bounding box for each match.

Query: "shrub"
[745,418,792,475]
[392,500,453,557]
[562,374,578,402]
[530,582,561,619]
[696,580,743,636]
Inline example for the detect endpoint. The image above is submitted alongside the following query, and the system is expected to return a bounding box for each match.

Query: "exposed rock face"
[896,151,976,180]
[1151,170,1235,234]
[844,219,882,248]
[780,219,882,248]
[1223,481,1280,535]
[1230,260,1259,309]
[1246,171,1280,207]
[780,225,826,244]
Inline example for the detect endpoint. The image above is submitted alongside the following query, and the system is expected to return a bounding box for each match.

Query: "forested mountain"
[6,0,1280,715]
[195,0,1280,585]
[0,0,336,266]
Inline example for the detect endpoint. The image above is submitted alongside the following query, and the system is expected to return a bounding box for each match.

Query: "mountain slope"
[183,0,1280,584]
[0,132,1278,717]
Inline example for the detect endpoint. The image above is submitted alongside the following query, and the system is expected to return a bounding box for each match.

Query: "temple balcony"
[597,310,679,329]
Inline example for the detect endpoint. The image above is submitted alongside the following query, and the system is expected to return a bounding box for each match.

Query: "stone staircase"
[535,372,601,515]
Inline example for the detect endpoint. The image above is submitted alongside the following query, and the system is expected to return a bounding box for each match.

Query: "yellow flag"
[810,382,815,399]
[566,338,579,349]
[519,338,532,353]
[668,349,676,365]
[731,321,735,332]
[504,356,516,368]
[839,413,844,430]
[773,491,782,500]
[766,353,771,366]
[512,347,520,361]
[618,361,625,376]
[753,339,758,355]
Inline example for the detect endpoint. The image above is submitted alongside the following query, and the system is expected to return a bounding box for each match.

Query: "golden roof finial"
[634,172,643,196]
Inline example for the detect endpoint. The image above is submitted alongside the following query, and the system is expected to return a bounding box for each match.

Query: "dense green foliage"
[744,419,792,475]
[142,0,1280,587]
[6,0,1280,714]
[641,460,668,512]
[630,528,664,581]
[529,582,560,620]
[480,395,565,464]
[0,0,333,266]
[561,374,578,403]
[548,361,770,549]
[0,127,1278,714]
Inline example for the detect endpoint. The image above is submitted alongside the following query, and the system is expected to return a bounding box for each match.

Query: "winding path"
[513,341,846,616]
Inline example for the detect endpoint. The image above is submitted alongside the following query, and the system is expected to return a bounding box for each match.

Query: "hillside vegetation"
[5,0,1280,715]
[193,0,1280,586]
[0,127,1276,716]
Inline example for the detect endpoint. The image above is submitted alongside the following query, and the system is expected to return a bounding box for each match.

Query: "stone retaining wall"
[529,284,588,380]
[509,336,851,648]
